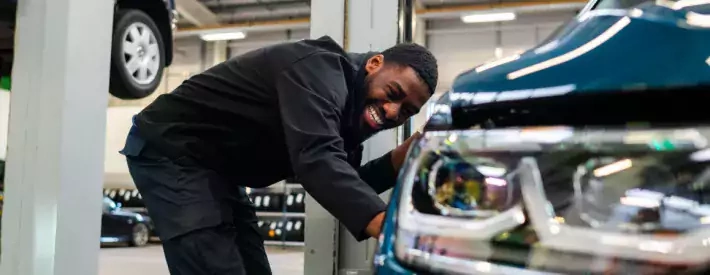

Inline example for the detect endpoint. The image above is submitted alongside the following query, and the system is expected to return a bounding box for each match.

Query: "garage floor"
[99,245,304,275]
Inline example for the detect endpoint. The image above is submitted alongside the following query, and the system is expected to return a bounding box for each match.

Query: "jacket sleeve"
[275,52,386,241]
[358,151,398,194]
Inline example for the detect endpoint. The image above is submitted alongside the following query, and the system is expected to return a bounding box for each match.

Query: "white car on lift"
[0,0,178,99]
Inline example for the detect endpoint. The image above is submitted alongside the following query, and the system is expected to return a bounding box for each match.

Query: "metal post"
[304,0,400,274]
[398,0,415,143]
[337,0,399,273]
[305,1,346,274]
[212,40,228,66]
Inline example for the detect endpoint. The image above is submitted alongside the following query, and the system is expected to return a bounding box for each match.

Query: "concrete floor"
[99,244,304,275]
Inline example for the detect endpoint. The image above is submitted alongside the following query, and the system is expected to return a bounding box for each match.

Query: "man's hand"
[365,212,386,238]
[391,131,421,172]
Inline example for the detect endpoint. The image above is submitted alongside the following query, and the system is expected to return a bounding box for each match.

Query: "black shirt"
[132,36,396,240]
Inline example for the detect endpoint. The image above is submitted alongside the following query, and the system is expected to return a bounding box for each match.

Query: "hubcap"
[122,22,160,85]
[133,224,149,246]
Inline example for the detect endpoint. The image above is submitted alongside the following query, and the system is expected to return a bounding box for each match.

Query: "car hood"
[426,3,710,130]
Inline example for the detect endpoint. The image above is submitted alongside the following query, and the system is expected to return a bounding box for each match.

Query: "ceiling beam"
[211,0,309,13]
[174,17,310,37]
[201,0,308,8]
[417,0,587,19]
[174,0,586,37]
[215,5,311,21]
[174,0,220,27]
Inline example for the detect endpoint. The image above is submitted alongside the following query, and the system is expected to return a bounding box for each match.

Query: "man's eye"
[387,90,396,100]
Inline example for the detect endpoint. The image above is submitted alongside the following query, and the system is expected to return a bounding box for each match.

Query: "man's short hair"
[382,43,438,95]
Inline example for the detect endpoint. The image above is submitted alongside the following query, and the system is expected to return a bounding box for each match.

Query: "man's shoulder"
[267,36,353,68]
[297,35,348,56]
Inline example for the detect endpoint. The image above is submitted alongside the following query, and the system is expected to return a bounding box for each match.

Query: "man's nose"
[383,103,401,120]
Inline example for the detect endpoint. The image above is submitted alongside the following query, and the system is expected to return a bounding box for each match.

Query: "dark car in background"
[101,196,153,247]
[0,0,177,99]
[374,0,710,274]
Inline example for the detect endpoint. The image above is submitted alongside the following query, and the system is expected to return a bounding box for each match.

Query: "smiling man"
[120,35,438,275]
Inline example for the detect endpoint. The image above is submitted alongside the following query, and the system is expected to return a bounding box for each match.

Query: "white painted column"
[212,40,228,66]
[337,1,400,274]
[0,0,113,274]
[305,0,400,273]
[304,1,346,275]
[410,15,431,131]
[0,90,9,160]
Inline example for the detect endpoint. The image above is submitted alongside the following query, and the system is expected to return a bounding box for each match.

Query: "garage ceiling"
[176,0,581,27]
[178,0,311,27]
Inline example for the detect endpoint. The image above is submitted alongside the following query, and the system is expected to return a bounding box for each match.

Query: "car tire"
[109,9,165,100]
[129,223,150,247]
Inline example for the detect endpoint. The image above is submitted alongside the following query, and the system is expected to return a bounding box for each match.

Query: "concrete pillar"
[338,1,400,274]
[0,0,113,274]
[304,0,400,274]
[304,1,346,274]
[411,12,432,131]
[212,40,228,66]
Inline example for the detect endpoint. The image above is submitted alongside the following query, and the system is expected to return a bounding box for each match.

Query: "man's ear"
[365,54,384,74]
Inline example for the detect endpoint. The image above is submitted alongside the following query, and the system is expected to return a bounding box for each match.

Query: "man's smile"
[364,104,385,129]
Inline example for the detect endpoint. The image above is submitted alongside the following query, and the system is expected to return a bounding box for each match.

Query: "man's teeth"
[368,106,383,125]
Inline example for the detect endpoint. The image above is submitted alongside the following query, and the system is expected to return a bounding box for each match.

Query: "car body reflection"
[373,0,710,273]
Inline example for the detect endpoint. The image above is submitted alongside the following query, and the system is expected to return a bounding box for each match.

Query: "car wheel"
[129,223,150,247]
[109,9,165,100]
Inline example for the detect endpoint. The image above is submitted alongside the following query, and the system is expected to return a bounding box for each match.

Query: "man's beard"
[357,76,379,141]
[355,73,397,141]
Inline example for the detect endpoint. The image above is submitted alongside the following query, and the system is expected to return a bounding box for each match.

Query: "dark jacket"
[131,36,396,240]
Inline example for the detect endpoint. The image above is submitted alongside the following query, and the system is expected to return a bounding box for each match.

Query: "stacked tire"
[283,218,305,242]
[257,217,284,241]
[256,217,305,242]
[248,190,284,212]
[104,188,144,208]
[285,189,306,213]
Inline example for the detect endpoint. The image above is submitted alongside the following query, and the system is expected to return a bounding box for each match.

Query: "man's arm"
[275,52,385,241]
[358,152,397,195]
[357,132,422,194]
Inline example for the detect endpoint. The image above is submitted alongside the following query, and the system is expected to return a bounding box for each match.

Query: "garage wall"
[229,29,310,57]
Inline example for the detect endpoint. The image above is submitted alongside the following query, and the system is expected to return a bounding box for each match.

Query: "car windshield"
[594,0,679,10]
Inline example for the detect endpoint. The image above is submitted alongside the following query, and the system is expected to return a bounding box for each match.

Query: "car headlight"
[394,126,710,274]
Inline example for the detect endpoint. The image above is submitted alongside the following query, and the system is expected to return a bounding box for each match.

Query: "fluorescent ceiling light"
[200,32,246,41]
[461,12,516,23]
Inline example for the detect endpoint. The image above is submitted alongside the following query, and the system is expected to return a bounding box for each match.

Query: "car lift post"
[0,0,113,274]
[305,0,402,274]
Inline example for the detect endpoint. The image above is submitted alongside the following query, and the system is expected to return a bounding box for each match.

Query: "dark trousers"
[122,131,272,275]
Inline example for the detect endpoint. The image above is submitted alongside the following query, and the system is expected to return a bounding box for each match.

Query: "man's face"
[360,54,431,136]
